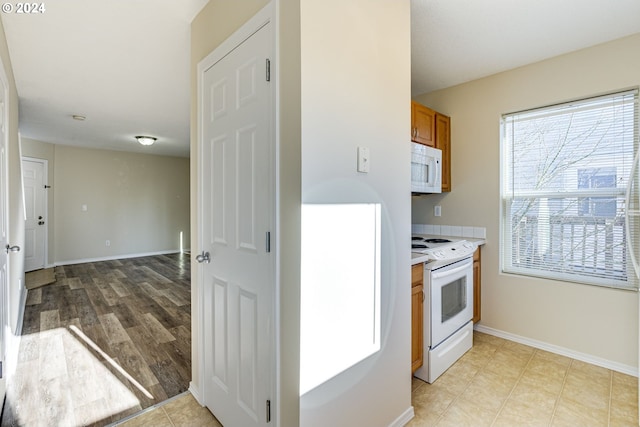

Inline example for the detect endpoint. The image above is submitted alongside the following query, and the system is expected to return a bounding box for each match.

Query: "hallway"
[1,253,192,426]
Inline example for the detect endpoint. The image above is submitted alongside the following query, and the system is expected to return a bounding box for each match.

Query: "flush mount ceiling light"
[72,115,86,121]
[135,136,157,146]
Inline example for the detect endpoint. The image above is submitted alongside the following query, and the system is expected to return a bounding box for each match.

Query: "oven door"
[427,257,473,347]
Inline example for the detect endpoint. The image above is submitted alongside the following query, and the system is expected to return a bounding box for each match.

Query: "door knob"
[195,251,211,264]
[38,221,45,225]
[5,244,20,253]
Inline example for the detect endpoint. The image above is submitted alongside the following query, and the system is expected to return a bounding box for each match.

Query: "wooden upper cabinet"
[411,101,436,147]
[435,113,451,192]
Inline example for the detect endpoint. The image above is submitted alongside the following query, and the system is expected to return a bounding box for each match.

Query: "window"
[501,90,639,289]
[578,168,617,218]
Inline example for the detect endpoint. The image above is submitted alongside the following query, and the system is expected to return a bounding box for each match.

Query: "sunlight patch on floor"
[6,326,144,426]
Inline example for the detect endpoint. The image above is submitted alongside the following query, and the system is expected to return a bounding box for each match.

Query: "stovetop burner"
[412,244,428,249]
[424,238,451,244]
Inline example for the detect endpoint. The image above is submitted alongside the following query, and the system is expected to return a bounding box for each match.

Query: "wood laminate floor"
[1,253,193,427]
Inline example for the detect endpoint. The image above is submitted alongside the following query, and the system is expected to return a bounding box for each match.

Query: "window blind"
[501,90,639,289]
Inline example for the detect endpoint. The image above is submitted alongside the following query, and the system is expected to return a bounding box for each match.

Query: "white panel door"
[22,159,46,272]
[200,20,274,427]
[0,63,9,405]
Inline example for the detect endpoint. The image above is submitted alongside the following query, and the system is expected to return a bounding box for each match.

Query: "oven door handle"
[431,259,473,279]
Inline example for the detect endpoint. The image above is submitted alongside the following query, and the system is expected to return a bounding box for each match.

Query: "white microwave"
[411,143,442,194]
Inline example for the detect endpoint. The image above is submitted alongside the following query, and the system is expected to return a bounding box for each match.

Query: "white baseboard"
[6,279,28,384]
[389,406,414,427]
[189,382,203,406]
[54,250,183,267]
[15,279,26,335]
[474,324,638,377]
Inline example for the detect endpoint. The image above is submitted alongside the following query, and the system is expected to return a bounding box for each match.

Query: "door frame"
[0,41,6,407]
[194,3,278,424]
[21,156,48,272]
[0,42,10,407]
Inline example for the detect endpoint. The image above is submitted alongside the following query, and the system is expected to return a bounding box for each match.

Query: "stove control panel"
[427,241,475,260]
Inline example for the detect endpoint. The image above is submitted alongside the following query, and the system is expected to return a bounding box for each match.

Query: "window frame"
[500,89,639,290]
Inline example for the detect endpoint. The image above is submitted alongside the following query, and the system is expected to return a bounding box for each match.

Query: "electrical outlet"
[434,205,442,217]
[105,240,110,247]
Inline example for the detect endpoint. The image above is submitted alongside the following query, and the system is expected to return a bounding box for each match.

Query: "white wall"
[275,1,303,422]
[413,33,640,370]
[20,142,190,264]
[299,1,412,426]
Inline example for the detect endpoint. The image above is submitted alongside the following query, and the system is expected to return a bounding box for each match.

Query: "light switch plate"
[357,147,370,173]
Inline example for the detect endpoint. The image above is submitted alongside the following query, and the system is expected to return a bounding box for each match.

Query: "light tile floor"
[408,332,639,427]
[112,393,221,427]
[110,332,639,427]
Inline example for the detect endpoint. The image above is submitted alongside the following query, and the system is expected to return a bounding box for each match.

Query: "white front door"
[198,15,274,427]
[22,158,46,272]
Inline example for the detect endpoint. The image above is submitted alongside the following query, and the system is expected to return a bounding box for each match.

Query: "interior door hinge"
[0,361,3,379]
[266,232,271,253]
[266,399,271,423]
[266,58,271,82]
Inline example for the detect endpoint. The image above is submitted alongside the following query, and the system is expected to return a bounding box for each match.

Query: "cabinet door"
[411,283,424,372]
[411,261,423,286]
[473,248,481,323]
[435,113,451,192]
[411,102,436,147]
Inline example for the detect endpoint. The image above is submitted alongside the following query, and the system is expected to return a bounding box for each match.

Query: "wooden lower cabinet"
[473,248,481,324]
[411,263,424,373]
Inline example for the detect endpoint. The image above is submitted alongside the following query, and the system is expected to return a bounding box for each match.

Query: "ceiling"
[3,1,640,158]
[411,0,640,96]
[2,0,208,158]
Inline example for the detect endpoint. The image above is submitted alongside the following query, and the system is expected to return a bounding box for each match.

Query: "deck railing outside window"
[512,212,627,283]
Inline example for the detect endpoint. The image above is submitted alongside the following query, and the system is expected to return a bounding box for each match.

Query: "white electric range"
[412,235,475,383]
